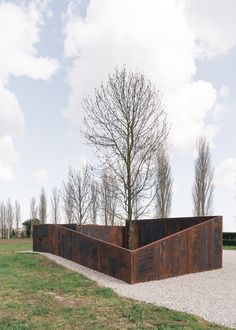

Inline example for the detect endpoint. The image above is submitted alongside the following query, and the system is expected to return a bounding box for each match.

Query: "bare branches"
[62,182,74,224]
[0,201,6,239]
[90,179,99,224]
[30,196,38,237]
[6,199,14,239]
[51,187,61,224]
[83,68,169,248]
[62,165,93,229]
[192,137,214,216]
[14,201,21,238]
[155,146,172,218]
[100,169,118,225]
[30,197,38,221]
[39,188,47,224]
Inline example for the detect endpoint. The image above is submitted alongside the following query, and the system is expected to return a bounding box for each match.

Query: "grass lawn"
[0,240,230,330]
[223,246,236,250]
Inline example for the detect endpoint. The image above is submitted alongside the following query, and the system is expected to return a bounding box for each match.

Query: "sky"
[0,0,235,231]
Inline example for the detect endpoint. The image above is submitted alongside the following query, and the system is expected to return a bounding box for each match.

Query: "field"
[0,239,230,330]
[223,245,236,250]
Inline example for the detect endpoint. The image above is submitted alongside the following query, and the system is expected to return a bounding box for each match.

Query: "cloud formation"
[183,0,236,59]
[215,158,236,189]
[63,0,236,151]
[214,158,236,231]
[0,1,59,182]
[0,1,58,81]
[0,135,17,182]
[30,168,49,186]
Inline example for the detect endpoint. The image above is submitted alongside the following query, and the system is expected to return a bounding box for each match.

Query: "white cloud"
[0,0,59,180]
[63,0,232,151]
[0,1,59,82]
[219,86,229,99]
[0,135,18,165]
[183,0,236,59]
[215,158,236,188]
[30,168,49,185]
[0,86,24,136]
[166,80,218,149]
[214,158,236,232]
[0,163,15,182]
[0,135,17,182]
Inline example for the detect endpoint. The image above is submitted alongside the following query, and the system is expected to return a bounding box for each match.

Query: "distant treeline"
[223,232,236,246]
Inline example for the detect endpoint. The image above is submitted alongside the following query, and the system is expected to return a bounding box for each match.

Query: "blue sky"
[0,0,235,231]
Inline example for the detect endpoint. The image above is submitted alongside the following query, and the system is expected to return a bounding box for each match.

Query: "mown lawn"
[0,239,231,330]
[223,246,236,250]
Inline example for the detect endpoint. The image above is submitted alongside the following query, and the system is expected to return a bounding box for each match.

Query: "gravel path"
[29,250,236,329]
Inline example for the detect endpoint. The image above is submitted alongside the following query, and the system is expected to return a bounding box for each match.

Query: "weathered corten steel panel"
[157,238,173,280]
[130,216,222,284]
[212,218,222,269]
[138,220,153,248]
[172,231,188,277]
[33,216,222,284]
[201,222,212,271]
[153,220,166,242]
[133,246,154,283]
[60,224,77,231]
[187,225,202,274]
[130,216,213,249]
[33,224,132,283]
[99,242,131,281]
[33,224,49,252]
[79,225,126,248]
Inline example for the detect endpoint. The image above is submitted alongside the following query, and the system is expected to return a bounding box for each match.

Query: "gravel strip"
[25,250,236,329]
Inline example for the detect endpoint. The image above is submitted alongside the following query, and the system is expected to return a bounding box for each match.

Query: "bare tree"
[51,187,60,224]
[14,201,21,238]
[30,196,38,237]
[62,182,74,224]
[155,146,172,218]
[0,201,6,239]
[100,169,118,226]
[192,137,214,216]
[90,179,99,224]
[39,188,47,224]
[62,165,92,230]
[6,199,14,239]
[83,68,168,248]
[30,197,38,220]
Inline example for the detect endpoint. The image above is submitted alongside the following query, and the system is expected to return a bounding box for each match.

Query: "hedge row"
[223,232,236,246]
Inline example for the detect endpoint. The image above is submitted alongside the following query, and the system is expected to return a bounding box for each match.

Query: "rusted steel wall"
[130,216,214,249]
[78,225,126,247]
[33,216,222,284]
[33,224,131,283]
[130,216,222,283]
[33,224,49,252]
[60,224,77,231]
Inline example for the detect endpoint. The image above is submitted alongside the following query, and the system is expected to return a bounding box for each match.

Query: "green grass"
[0,239,231,330]
[223,245,236,250]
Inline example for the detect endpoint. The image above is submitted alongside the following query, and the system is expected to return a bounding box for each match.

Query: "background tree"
[0,201,6,239]
[39,188,47,224]
[14,201,21,238]
[6,199,14,239]
[51,187,60,224]
[23,219,40,238]
[30,197,38,237]
[62,165,92,230]
[155,146,172,218]
[83,68,168,248]
[90,179,99,224]
[192,137,214,216]
[62,180,74,224]
[100,169,118,226]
